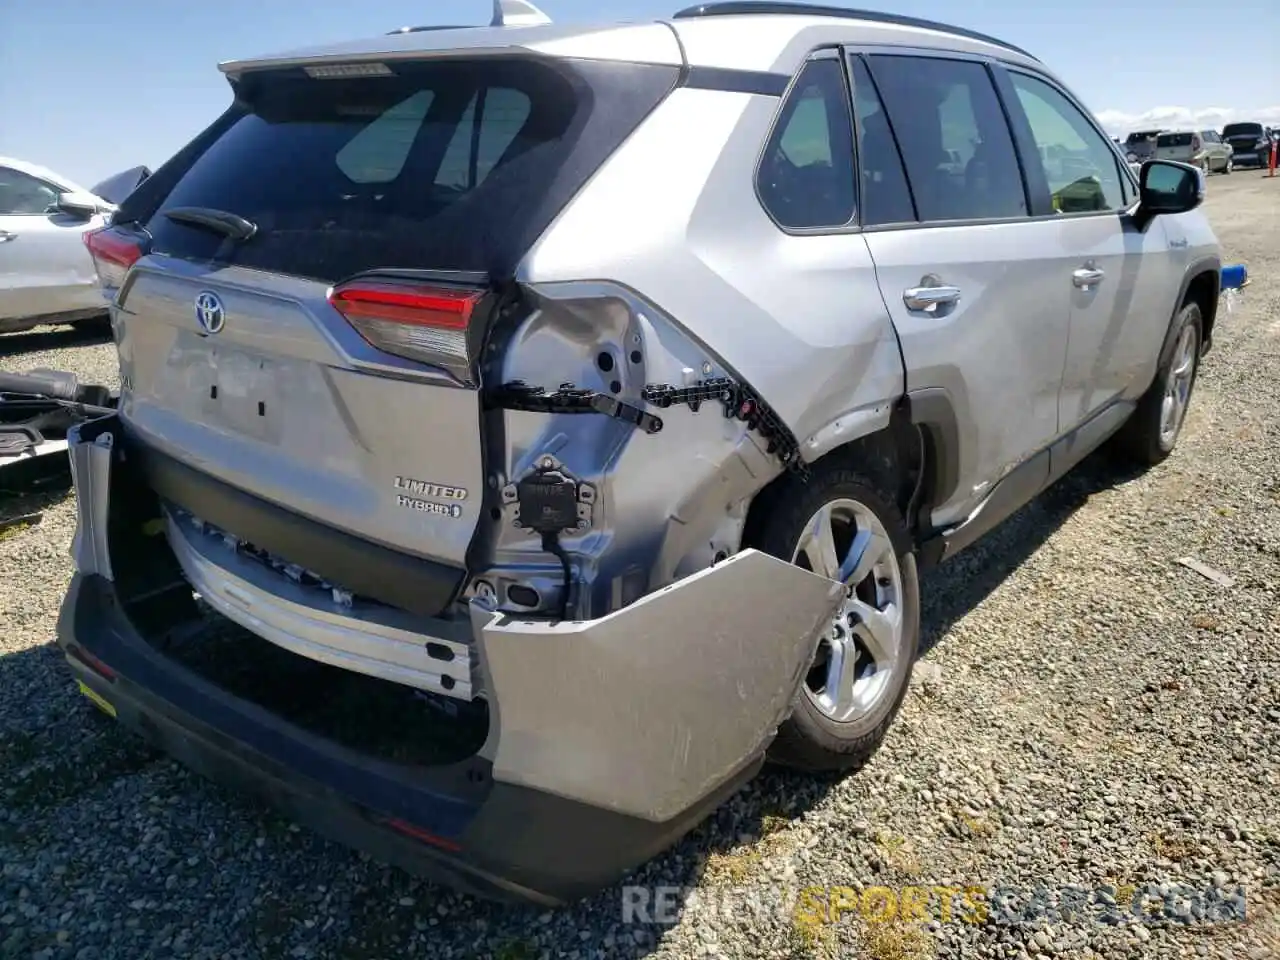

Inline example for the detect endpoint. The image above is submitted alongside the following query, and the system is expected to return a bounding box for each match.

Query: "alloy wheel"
[1159,323,1198,448]
[790,499,904,723]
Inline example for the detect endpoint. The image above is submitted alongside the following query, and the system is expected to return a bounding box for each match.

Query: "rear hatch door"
[104,53,679,615]
[1155,132,1195,161]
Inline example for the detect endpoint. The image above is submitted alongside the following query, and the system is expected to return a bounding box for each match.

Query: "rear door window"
[334,90,435,183]
[866,55,1027,223]
[436,88,533,190]
[847,56,915,226]
[138,57,678,283]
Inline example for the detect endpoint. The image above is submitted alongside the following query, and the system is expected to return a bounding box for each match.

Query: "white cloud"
[1095,105,1280,136]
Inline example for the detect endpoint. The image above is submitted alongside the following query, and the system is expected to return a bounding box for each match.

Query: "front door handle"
[0,231,16,243]
[1073,267,1106,288]
[903,284,962,312]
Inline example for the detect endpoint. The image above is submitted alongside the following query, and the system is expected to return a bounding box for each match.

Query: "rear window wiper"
[162,206,258,242]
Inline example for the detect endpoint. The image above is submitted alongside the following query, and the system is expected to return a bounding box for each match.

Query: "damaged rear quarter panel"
[481,283,784,617]
[518,84,906,460]
[484,84,905,618]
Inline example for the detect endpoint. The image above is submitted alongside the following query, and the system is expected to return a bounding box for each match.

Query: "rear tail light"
[1191,135,1202,152]
[327,279,485,383]
[84,227,144,290]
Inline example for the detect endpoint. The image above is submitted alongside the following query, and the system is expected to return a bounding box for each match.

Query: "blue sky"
[2,0,1277,187]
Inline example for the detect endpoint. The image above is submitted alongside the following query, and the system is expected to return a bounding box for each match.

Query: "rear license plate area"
[190,342,282,443]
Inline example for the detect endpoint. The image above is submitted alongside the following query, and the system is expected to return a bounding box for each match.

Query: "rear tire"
[1112,301,1203,467]
[748,461,921,773]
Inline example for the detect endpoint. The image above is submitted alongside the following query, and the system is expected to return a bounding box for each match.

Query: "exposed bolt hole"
[489,507,501,521]
[714,551,728,564]
[877,576,891,587]
[610,380,622,394]
[630,350,643,364]
[467,768,486,784]
[425,642,455,662]
[440,675,456,690]
[507,584,540,607]
[209,386,217,399]
[596,351,615,372]
[257,401,266,417]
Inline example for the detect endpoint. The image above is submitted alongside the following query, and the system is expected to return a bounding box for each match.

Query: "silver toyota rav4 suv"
[61,1,1221,905]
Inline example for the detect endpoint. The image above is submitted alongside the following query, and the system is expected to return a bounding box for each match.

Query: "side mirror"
[55,191,108,219]
[1136,160,1203,224]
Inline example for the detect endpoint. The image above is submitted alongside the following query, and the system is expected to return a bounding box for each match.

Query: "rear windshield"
[1157,133,1193,146]
[130,57,677,283]
[1222,123,1263,137]
[1125,131,1160,143]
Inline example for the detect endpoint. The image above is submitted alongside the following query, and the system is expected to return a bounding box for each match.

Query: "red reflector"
[70,643,117,681]
[328,283,480,330]
[384,817,463,852]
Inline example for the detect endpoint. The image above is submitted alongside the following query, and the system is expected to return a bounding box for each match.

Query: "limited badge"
[393,476,468,501]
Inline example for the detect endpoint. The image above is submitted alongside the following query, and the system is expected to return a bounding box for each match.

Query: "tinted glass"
[1223,123,1263,137]
[0,168,59,216]
[757,58,857,229]
[1157,133,1194,147]
[867,56,1026,222]
[1008,72,1125,213]
[142,58,677,282]
[849,57,915,225]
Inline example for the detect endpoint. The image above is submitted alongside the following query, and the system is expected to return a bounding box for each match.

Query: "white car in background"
[0,157,118,335]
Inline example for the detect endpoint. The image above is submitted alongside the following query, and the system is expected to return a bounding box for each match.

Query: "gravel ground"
[2,173,1278,960]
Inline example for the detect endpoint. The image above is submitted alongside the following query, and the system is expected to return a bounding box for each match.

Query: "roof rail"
[387,25,471,34]
[671,2,1039,62]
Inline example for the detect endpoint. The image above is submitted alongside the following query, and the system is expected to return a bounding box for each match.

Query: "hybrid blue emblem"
[194,291,226,334]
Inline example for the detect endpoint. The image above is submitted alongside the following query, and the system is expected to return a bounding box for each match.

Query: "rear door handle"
[1073,267,1106,288]
[0,231,16,243]
[903,285,962,312]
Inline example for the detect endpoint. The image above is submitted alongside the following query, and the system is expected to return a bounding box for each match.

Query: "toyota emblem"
[194,290,226,334]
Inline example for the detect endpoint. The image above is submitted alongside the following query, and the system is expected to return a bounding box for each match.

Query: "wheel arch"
[1170,258,1221,360]
[742,392,959,556]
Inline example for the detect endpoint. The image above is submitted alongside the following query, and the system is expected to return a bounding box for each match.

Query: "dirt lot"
[2,172,1278,960]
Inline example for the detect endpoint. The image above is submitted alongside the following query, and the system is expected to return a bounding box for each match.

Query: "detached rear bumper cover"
[471,551,844,823]
[60,414,845,897]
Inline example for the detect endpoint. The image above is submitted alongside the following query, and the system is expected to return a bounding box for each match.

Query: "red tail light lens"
[328,280,485,382]
[84,227,144,289]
